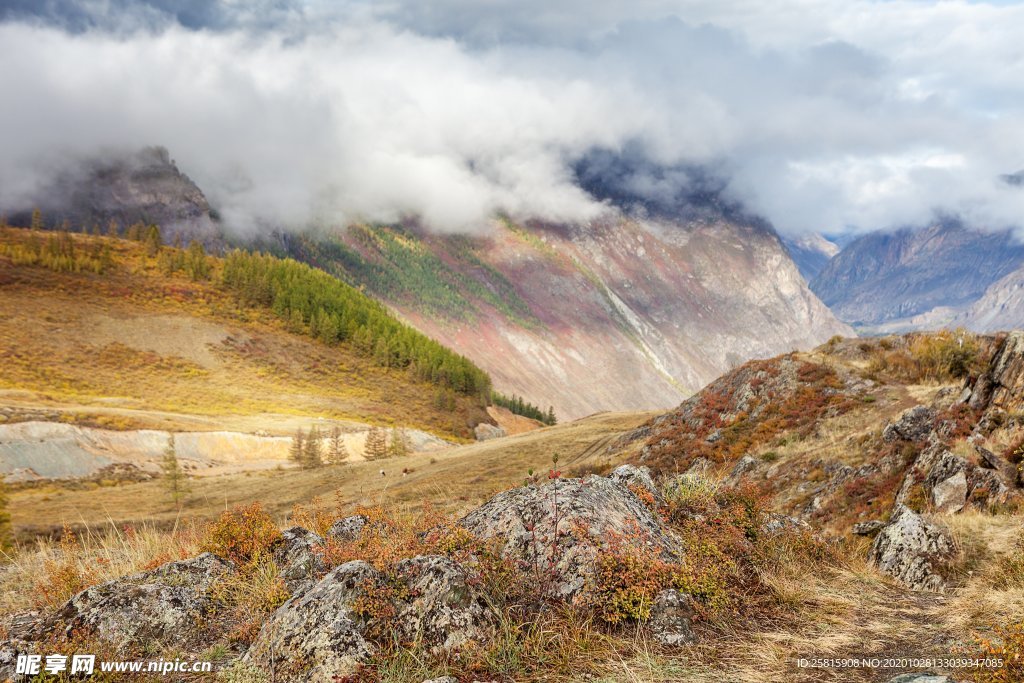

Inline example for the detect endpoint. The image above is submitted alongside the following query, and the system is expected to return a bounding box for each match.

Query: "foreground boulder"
[608,464,665,507]
[882,406,935,443]
[247,556,492,682]
[961,331,1024,413]
[868,506,956,591]
[648,589,695,646]
[274,526,327,594]
[459,473,680,599]
[42,553,234,651]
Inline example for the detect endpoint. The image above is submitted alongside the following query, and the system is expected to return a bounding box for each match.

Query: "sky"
[0,0,1023,236]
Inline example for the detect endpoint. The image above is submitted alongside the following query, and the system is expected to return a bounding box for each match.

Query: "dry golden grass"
[0,227,486,438]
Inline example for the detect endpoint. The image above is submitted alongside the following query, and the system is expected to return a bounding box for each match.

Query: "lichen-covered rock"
[648,589,695,646]
[852,520,886,537]
[884,674,955,683]
[247,556,493,682]
[869,505,956,591]
[926,452,968,514]
[726,455,758,485]
[393,555,493,650]
[274,526,326,593]
[459,475,681,599]
[328,514,369,542]
[762,513,811,536]
[883,406,936,443]
[246,560,379,683]
[608,464,665,506]
[43,553,234,651]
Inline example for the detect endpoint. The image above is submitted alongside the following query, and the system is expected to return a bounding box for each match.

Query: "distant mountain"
[3,146,852,420]
[810,221,1024,329]
[782,234,840,281]
[5,146,219,243]
[290,214,851,420]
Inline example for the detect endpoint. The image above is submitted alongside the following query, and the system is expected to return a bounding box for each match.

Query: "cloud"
[0,0,1023,236]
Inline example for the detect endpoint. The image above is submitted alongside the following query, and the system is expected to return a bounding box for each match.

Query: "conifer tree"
[161,435,190,509]
[388,428,410,458]
[289,428,306,466]
[184,240,211,280]
[304,426,324,469]
[30,208,43,231]
[328,427,348,465]
[363,427,387,461]
[106,219,120,237]
[546,406,557,426]
[144,224,162,256]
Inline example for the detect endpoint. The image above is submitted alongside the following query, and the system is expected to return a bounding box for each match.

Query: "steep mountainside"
[811,221,1024,328]
[781,233,839,281]
[943,263,1024,331]
[293,215,851,420]
[5,147,218,243]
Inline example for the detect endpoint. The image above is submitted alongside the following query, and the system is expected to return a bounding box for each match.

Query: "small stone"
[852,520,886,537]
[882,406,935,443]
[649,589,695,646]
[869,505,956,591]
[884,674,955,683]
[328,514,369,542]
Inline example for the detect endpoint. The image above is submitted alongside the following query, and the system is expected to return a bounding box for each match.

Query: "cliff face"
[781,233,839,281]
[298,213,852,420]
[5,146,218,242]
[810,222,1024,328]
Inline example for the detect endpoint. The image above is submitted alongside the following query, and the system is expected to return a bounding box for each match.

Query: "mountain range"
[0,147,850,419]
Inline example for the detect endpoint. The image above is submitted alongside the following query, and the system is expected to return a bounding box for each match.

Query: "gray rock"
[327,514,368,542]
[274,526,326,593]
[248,556,493,682]
[459,475,681,599]
[926,452,968,514]
[474,423,506,441]
[246,560,378,683]
[726,455,758,484]
[43,553,234,651]
[852,520,886,537]
[608,464,665,507]
[649,589,695,646]
[393,555,493,651]
[975,445,1005,470]
[0,639,33,682]
[883,406,936,443]
[884,674,954,683]
[869,505,956,591]
[762,513,811,536]
[422,678,458,683]
[685,457,712,476]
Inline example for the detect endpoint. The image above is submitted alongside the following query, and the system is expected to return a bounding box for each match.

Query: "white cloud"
[0,0,1022,235]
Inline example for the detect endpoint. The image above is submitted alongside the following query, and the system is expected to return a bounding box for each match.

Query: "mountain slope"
[0,226,490,440]
[811,221,1024,328]
[293,214,851,420]
[781,233,839,281]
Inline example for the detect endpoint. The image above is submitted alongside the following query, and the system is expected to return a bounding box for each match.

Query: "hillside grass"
[0,226,489,438]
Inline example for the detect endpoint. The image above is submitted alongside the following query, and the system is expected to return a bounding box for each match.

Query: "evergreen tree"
[106,219,120,237]
[328,427,348,465]
[363,427,388,460]
[546,406,557,426]
[30,208,43,231]
[161,436,190,508]
[289,428,306,466]
[303,426,324,469]
[0,479,11,551]
[184,240,211,280]
[388,428,410,458]
[144,224,162,256]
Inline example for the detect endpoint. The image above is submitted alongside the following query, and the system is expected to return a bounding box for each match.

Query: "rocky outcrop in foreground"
[458,468,679,599]
[868,505,957,591]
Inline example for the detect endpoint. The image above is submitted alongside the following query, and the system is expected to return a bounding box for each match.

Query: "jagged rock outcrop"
[883,406,936,443]
[648,589,695,646]
[869,505,956,591]
[41,553,234,651]
[608,464,665,507]
[459,474,680,599]
[274,526,327,594]
[852,520,886,537]
[961,331,1024,413]
[247,555,492,682]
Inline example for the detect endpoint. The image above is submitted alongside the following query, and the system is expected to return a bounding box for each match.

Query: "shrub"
[202,503,282,566]
[34,526,98,609]
[974,621,1024,683]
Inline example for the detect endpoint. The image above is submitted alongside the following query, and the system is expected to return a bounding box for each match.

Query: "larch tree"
[388,428,410,458]
[304,426,324,469]
[328,427,348,465]
[363,427,388,461]
[161,435,190,509]
[290,428,306,467]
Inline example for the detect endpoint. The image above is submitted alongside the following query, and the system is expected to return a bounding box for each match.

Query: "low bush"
[201,503,282,567]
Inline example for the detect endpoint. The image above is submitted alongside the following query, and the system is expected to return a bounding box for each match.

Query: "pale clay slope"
[0,421,450,482]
